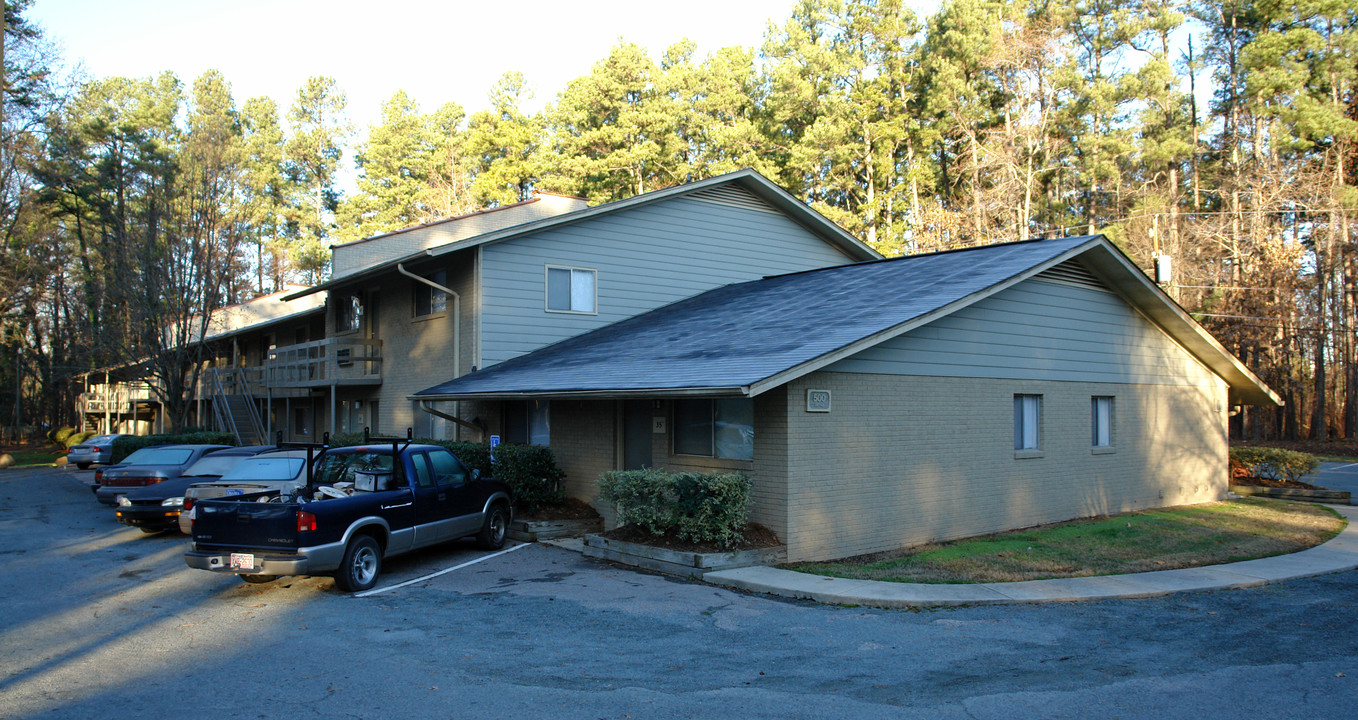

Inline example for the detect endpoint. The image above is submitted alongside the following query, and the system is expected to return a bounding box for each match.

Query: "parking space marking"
[354,542,531,597]
[1325,462,1358,471]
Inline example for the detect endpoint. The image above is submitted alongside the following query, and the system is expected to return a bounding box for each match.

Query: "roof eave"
[200,304,326,343]
[410,386,750,401]
[282,250,436,300]
[427,169,882,263]
[1076,243,1282,406]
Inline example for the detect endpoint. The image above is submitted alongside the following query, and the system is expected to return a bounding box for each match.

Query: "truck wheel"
[334,535,381,592]
[476,504,509,550]
[240,574,275,584]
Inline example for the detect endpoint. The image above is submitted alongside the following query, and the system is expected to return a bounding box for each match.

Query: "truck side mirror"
[471,468,481,482]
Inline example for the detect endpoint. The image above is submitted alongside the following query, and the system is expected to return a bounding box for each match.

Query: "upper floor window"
[336,292,363,333]
[1013,394,1041,450]
[413,270,447,317]
[546,265,596,314]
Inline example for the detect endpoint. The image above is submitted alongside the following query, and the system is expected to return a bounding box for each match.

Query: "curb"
[703,505,1358,608]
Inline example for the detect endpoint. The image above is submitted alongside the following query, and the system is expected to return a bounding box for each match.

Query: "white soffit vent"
[1035,258,1109,292]
[688,185,781,214]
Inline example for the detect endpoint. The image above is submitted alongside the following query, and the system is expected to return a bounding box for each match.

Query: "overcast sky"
[29,0,935,129]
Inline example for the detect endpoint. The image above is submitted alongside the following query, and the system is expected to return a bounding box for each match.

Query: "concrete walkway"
[703,504,1358,608]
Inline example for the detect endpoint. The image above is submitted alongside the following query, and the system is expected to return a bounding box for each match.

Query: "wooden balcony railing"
[77,382,157,415]
[265,337,383,388]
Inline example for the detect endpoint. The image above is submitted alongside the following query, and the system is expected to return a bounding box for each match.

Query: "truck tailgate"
[193,498,300,551]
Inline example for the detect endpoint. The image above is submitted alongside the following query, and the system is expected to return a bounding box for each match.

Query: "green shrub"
[482,443,563,514]
[1230,447,1320,484]
[52,427,75,444]
[63,432,95,449]
[598,469,751,549]
[110,431,236,463]
[326,432,365,448]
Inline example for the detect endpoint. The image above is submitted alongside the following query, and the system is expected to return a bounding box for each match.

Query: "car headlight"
[117,495,131,507]
[162,497,184,507]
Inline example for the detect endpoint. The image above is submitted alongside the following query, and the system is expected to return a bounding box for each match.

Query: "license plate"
[229,553,255,571]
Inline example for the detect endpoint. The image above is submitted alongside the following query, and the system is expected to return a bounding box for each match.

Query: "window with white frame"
[413,270,447,317]
[1013,394,1041,451]
[1092,396,1113,447]
[546,265,596,313]
[673,398,754,460]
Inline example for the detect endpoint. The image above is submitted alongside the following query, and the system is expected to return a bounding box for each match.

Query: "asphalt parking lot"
[2,465,1357,719]
[1312,461,1358,496]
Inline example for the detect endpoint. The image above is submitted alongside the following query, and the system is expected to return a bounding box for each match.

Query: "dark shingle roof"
[414,236,1102,399]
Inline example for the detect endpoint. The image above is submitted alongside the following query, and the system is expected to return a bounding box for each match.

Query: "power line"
[1171,284,1298,291]
[1046,206,1358,236]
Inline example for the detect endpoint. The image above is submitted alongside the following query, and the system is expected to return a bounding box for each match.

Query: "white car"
[178,450,315,534]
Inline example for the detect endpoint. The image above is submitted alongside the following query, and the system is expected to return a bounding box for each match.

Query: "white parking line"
[354,542,531,597]
[1326,462,1358,471]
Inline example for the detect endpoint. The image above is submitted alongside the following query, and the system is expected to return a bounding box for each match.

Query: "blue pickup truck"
[184,431,513,591]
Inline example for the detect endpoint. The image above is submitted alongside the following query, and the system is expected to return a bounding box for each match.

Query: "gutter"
[398,263,469,438]
[407,386,753,401]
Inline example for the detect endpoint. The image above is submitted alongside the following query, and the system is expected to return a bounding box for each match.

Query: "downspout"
[419,399,485,441]
[398,263,461,437]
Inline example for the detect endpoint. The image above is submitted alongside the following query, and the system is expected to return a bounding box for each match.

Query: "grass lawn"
[784,498,1346,584]
[3,448,65,467]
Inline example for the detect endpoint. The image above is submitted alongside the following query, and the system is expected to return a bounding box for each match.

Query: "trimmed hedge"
[1230,446,1320,484]
[327,434,564,514]
[109,431,236,464]
[481,443,564,514]
[598,469,751,549]
[63,432,95,449]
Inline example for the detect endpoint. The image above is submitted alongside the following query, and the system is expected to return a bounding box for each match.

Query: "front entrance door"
[623,400,653,470]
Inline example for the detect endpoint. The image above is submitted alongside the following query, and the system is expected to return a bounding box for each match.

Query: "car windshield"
[314,452,393,486]
[220,457,306,482]
[121,447,195,466]
[182,454,254,477]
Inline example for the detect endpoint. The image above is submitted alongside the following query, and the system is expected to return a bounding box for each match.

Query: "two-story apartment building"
[75,170,1278,562]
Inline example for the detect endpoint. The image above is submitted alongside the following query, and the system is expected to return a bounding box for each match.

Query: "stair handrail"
[208,369,241,442]
[233,367,266,442]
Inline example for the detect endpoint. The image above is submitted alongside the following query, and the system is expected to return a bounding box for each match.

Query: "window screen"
[546,266,596,313]
[1092,396,1113,447]
[1014,394,1041,450]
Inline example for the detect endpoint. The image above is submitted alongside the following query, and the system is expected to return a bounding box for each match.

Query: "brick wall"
[777,371,1228,562]
[544,399,618,523]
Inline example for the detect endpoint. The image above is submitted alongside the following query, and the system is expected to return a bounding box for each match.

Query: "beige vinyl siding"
[479,195,859,367]
[829,278,1219,388]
